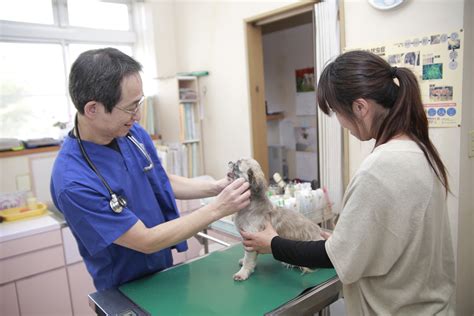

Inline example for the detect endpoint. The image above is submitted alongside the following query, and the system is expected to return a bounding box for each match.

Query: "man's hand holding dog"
[214,176,232,194]
[240,222,278,254]
[211,178,250,218]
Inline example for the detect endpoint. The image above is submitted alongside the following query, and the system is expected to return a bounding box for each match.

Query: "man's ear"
[84,101,99,118]
[352,98,369,119]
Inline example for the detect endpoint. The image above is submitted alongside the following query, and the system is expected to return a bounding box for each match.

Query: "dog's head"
[227,158,267,197]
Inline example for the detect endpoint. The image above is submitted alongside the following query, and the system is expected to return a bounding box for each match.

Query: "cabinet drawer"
[0,245,65,284]
[0,229,62,260]
[17,267,72,316]
[0,282,20,316]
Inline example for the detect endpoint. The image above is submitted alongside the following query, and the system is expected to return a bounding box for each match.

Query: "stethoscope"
[74,115,154,213]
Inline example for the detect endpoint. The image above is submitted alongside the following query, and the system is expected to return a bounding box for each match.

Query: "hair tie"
[390,66,398,78]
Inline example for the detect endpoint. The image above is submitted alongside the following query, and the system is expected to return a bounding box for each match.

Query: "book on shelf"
[179,88,197,100]
[187,144,192,177]
[185,103,192,140]
[179,102,199,142]
[192,142,199,177]
[179,104,185,142]
[138,96,157,136]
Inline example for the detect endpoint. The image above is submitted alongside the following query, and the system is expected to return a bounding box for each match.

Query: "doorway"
[261,11,318,186]
[245,2,318,185]
[244,1,347,214]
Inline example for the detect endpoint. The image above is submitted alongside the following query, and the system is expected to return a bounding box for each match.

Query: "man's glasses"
[115,96,145,116]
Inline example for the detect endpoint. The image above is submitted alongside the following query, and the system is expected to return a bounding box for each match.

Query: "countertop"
[0,199,238,244]
[0,202,65,243]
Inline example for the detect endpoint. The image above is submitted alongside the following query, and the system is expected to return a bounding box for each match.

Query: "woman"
[241,50,455,315]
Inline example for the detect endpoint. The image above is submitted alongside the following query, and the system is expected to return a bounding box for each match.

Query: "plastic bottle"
[273,172,286,194]
[26,192,37,210]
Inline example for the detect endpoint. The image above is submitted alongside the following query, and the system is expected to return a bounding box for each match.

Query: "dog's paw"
[233,266,254,281]
[233,271,250,281]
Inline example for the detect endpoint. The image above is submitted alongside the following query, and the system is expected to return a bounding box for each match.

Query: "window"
[68,0,130,30]
[0,42,68,140]
[0,0,54,25]
[0,0,136,140]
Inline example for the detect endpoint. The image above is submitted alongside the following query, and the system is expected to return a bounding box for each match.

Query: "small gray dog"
[227,158,323,281]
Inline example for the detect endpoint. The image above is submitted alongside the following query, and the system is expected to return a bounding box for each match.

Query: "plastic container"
[0,190,28,210]
[0,202,47,222]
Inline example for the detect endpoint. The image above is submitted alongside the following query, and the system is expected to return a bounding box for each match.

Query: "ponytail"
[377,67,450,194]
[317,50,450,194]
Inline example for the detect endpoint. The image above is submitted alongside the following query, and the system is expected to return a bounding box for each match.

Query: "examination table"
[88,244,341,315]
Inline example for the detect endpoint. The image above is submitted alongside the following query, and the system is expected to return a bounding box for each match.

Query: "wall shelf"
[266,113,284,121]
[0,146,60,158]
[182,139,201,144]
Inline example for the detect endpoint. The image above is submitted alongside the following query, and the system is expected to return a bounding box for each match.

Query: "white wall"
[457,1,473,314]
[148,0,299,178]
[343,0,472,313]
[344,0,464,252]
[0,152,57,203]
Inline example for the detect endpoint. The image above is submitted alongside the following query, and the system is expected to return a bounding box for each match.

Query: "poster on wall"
[295,67,317,115]
[354,30,464,128]
[295,67,315,92]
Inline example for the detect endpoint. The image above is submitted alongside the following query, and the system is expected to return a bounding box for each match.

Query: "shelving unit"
[177,76,204,177]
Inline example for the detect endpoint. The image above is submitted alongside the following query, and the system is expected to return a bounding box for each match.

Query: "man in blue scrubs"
[50,48,250,291]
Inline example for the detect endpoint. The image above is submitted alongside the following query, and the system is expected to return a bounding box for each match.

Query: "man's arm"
[168,174,230,200]
[114,178,249,253]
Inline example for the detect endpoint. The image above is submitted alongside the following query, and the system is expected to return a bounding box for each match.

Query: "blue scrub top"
[50,124,187,290]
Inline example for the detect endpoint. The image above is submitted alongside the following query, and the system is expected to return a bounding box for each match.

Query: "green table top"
[119,245,337,316]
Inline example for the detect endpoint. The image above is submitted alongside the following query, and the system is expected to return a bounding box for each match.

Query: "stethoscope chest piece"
[110,193,127,213]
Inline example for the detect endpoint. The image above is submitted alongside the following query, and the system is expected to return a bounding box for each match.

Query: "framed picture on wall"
[295,67,315,92]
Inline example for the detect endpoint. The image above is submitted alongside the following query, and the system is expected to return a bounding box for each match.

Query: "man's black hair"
[69,48,142,114]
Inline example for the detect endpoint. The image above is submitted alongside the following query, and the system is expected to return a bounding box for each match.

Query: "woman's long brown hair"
[317,50,450,193]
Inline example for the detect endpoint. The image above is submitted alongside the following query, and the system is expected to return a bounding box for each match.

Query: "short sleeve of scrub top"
[57,184,138,256]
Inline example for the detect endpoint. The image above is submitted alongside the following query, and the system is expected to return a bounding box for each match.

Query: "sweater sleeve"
[271,236,334,268]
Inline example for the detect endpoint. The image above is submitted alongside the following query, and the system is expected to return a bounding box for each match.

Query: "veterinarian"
[50,48,250,291]
[241,50,455,315]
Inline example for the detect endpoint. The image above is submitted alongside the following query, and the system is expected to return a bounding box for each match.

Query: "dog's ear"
[247,168,261,196]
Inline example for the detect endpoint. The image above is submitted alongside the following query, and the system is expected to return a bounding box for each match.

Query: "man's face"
[96,73,144,139]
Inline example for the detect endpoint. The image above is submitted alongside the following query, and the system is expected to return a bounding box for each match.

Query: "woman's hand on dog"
[240,222,278,254]
[211,178,251,218]
[320,230,332,240]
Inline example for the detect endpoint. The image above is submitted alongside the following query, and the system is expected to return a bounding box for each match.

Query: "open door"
[245,1,317,179]
[244,0,347,214]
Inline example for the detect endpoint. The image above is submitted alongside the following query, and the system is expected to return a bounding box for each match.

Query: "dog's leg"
[233,250,258,281]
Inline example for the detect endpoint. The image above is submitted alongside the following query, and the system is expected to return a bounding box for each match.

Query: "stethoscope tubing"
[127,134,154,171]
[74,114,153,213]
